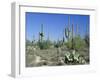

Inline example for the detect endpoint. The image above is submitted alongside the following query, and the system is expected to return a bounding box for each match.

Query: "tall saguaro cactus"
[76,24,78,36]
[68,16,70,29]
[47,32,50,41]
[32,35,35,44]
[39,24,44,43]
[62,29,65,43]
[65,16,71,41]
[72,24,74,49]
[85,24,89,46]
[38,24,45,49]
[65,27,70,40]
[86,24,89,35]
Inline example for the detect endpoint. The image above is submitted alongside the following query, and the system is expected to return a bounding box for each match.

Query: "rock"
[78,55,86,64]
[57,57,66,65]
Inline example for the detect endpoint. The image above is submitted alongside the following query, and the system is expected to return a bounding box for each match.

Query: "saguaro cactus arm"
[65,27,70,40]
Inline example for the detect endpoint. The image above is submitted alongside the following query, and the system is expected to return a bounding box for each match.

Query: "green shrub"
[26,40,33,46]
[37,40,52,49]
[84,35,89,47]
[66,36,86,50]
[65,40,72,49]
[74,36,86,50]
[54,40,63,48]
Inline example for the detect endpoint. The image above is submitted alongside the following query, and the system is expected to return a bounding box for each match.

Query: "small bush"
[38,40,52,49]
[66,36,86,50]
[84,35,89,47]
[54,40,63,48]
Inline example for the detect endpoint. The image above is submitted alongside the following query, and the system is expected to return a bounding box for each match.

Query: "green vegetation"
[26,18,89,67]
[37,40,53,49]
[65,35,87,50]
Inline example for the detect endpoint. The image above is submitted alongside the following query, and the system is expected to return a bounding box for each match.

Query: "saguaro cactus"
[86,24,89,35]
[85,24,89,46]
[65,27,70,40]
[72,24,74,49]
[47,32,50,41]
[38,24,45,49]
[65,16,71,41]
[76,24,78,36]
[62,29,65,44]
[32,35,35,44]
[39,24,44,43]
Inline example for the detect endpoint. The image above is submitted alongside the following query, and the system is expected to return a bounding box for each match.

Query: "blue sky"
[26,12,89,42]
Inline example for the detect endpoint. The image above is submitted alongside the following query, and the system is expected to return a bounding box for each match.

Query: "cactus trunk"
[72,24,74,49]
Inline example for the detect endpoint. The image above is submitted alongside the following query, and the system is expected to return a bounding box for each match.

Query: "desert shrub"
[84,35,89,47]
[37,40,52,49]
[65,40,72,49]
[74,36,86,50]
[54,40,63,48]
[26,39,37,47]
[26,40,32,46]
[66,36,86,50]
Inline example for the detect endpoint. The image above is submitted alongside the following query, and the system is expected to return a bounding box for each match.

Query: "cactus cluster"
[64,16,88,50]
[64,16,71,41]
[26,15,90,67]
[35,16,89,50]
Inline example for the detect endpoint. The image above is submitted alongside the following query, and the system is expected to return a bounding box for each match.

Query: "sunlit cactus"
[32,35,35,44]
[62,29,65,45]
[76,24,78,36]
[64,16,71,41]
[39,24,44,43]
[71,24,74,49]
[84,24,89,47]
[65,27,71,40]
[62,36,65,43]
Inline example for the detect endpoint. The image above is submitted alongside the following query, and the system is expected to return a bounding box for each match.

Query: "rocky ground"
[26,46,89,67]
